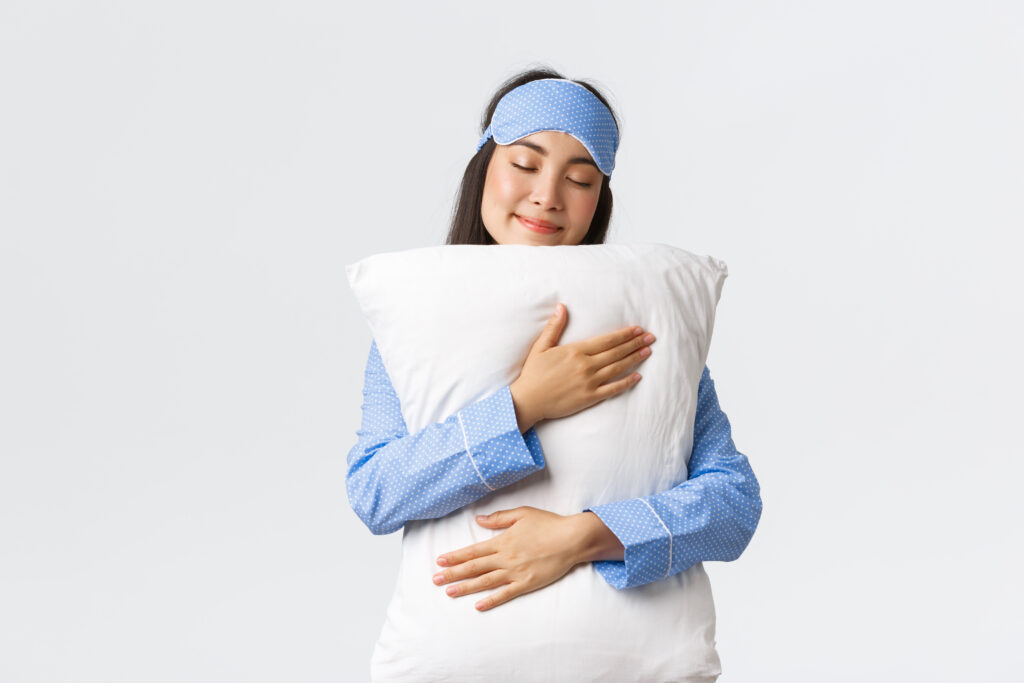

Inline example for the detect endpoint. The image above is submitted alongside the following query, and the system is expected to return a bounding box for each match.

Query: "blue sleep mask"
[475,78,619,176]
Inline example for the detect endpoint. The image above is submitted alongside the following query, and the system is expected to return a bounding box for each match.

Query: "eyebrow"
[510,140,600,170]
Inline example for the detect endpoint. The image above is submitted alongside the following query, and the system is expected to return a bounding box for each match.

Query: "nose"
[528,168,563,211]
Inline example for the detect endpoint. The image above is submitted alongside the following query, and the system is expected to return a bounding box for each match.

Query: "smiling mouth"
[515,215,560,233]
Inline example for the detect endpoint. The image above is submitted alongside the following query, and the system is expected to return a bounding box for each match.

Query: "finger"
[476,506,529,528]
[592,343,652,385]
[577,324,645,356]
[530,303,568,353]
[590,330,654,369]
[475,582,525,612]
[442,569,510,598]
[435,555,504,586]
[437,540,496,567]
[593,371,643,401]
[475,515,516,529]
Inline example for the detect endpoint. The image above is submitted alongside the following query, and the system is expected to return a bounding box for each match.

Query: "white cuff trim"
[457,410,496,491]
[639,498,672,580]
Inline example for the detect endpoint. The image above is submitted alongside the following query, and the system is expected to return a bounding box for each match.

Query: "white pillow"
[346,243,728,683]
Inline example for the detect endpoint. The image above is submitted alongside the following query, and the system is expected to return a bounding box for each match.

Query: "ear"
[475,507,529,529]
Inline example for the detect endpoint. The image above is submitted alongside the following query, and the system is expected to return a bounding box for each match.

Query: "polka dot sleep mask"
[475,78,620,176]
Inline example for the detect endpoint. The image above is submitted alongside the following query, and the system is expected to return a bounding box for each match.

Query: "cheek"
[487,164,529,201]
[482,168,521,232]
[573,192,600,220]
[493,174,526,202]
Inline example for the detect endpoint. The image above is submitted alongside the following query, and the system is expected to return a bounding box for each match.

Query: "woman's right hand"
[509,303,655,432]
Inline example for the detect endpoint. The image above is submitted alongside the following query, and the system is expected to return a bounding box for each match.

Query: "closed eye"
[511,163,592,188]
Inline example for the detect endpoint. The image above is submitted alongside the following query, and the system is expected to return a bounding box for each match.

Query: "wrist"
[569,511,626,564]
[509,381,540,433]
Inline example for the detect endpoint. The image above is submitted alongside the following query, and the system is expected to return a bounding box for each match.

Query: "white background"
[2,1,1022,681]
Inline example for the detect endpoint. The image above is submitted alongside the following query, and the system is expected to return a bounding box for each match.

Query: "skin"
[479,130,603,247]
[433,131,656,612]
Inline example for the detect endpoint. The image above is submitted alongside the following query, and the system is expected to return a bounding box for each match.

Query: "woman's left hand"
[432,506,595,612]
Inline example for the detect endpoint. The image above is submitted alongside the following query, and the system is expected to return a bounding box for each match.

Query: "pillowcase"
[346,242,728,683]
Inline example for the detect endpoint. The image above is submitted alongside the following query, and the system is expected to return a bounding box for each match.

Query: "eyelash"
[511,163,592,188]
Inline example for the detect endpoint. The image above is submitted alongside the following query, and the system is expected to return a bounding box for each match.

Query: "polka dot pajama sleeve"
[346,340,546,535]
[583,367,764,589]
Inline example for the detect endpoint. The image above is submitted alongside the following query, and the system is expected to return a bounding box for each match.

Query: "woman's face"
[481,130,604,246]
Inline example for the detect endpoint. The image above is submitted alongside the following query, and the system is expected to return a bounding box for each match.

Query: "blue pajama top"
[347,339,763,590]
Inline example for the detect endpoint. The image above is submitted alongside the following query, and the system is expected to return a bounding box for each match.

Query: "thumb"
[531,303,567,353]
[476,507,528,529]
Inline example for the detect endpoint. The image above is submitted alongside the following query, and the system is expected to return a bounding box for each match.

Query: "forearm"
[348,385,546,534]
[578,366,763,589]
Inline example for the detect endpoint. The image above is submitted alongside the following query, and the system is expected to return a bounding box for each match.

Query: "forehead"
[504,131,598,169]
[517,130,589,154]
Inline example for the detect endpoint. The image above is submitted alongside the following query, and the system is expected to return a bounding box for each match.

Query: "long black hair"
[445,67,621,246]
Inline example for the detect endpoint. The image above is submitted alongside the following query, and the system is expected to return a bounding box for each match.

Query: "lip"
[515,214,561,234]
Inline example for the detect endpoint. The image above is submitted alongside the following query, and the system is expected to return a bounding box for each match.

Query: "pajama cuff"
[583,497,673,590]
[456,384,546,490]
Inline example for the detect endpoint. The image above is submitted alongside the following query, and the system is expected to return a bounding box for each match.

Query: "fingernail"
[446,586,457,596]
[433,573,444,585]
[436,556,448,566]
[643,334,654,344]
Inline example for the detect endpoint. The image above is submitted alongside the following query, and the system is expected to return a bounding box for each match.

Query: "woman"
[347,67,762,667]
